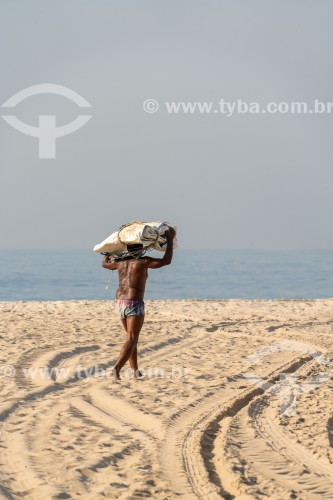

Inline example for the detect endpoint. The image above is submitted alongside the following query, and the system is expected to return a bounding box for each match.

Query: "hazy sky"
[1,1,332,250]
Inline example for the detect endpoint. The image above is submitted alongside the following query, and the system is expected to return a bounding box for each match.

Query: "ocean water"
[0,249,332,301]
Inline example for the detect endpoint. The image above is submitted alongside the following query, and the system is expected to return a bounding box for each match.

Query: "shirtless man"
[102,227,176,380]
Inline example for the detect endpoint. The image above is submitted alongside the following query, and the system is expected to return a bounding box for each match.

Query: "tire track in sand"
[218,393,333,499]
[158,354,316,499]
[0,330,192,498]
[215,352,333,500]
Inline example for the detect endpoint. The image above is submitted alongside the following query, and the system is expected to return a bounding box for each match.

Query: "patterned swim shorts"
[115,299,145,319]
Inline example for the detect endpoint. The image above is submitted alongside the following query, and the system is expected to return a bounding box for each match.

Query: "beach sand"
[1,299,333,499]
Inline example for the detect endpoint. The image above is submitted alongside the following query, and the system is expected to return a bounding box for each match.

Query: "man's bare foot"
[112,367,121,380]
[135,369,144,379]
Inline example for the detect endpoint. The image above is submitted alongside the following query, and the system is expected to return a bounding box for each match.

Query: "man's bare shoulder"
[141,256,161,266]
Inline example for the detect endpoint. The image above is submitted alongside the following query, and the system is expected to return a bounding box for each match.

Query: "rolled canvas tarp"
[93,221,177,254]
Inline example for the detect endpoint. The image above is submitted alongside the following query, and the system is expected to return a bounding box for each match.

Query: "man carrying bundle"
[102,227,176,380]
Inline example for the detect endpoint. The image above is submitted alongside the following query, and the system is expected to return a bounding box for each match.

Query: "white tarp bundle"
[93,221,177,254]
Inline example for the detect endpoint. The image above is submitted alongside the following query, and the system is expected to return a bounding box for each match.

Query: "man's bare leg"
[120,318,141,377]
[114,315,144,380]
[127,315,144,378]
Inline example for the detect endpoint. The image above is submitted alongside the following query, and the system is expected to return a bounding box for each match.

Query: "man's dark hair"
[127,243,144,251]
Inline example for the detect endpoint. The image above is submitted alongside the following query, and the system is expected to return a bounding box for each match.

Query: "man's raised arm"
[102,255,118,270]
[145,228,176,269]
